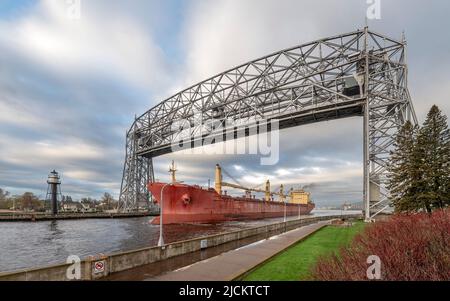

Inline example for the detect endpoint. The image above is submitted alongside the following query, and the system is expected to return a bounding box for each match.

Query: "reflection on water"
[0,210,361,272]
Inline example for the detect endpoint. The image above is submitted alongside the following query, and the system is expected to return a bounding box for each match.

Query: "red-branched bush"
[313,209,450,281]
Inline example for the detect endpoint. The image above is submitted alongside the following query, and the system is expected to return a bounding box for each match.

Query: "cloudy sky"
[0,0,449,206]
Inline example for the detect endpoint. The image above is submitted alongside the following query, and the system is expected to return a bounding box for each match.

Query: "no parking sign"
[93,260,105,274]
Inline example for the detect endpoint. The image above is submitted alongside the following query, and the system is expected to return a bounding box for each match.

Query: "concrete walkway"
[149,220,332,281]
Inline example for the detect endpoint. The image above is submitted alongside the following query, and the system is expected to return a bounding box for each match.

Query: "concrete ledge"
[0,214,361,281]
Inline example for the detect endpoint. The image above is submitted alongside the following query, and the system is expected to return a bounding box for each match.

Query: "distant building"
[61,202,82,212]
[290,189,311,204]
[81,202,97,213]
[342,202,352,211]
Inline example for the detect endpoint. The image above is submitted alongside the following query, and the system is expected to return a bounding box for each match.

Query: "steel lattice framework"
[118,28,417,221]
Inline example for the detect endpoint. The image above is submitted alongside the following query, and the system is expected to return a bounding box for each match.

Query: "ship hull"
[148,182,315,225]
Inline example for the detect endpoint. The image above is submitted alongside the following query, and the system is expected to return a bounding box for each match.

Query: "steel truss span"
[118,28,417,221]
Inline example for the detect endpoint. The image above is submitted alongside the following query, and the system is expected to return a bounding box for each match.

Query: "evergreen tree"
[409,126,432,212]
[388,105,450,213]
[387,121,418,212]
[417,105,450,211]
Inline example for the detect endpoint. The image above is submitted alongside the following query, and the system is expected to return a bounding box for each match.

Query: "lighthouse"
[46,170,62,215]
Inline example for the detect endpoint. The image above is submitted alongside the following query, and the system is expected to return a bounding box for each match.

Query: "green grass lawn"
[242,221,366,281]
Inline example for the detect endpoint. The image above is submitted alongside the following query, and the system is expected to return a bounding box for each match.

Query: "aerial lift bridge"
[118,28,417,221]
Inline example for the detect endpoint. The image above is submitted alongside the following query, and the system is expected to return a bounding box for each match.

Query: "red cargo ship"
[148,163,315,225]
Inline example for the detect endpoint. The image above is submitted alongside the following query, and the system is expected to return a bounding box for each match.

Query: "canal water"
[0,210,361,273]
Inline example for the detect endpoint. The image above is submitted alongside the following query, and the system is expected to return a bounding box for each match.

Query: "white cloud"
[182,0,312,85]
[179,0,369,87]
[0,100,46,128]
[410,70,450,123]
[275,168,292,177]
[0,1,176,199]
[0,136,104,167]
[0,1,170,91]
[233,165,244,171]
[64,169,103,181]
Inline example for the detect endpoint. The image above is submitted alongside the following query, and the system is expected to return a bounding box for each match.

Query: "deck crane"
[214,164,289,202]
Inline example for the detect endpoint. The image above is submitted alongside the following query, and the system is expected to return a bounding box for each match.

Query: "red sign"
[93,260,105,273]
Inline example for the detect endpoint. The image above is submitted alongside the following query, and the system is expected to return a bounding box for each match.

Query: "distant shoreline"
[0,211,158,222]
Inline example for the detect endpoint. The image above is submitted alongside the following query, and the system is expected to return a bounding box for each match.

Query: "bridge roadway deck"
[148,220,331,281]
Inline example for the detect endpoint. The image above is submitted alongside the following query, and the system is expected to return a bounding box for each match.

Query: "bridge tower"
[118,28,417,221]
